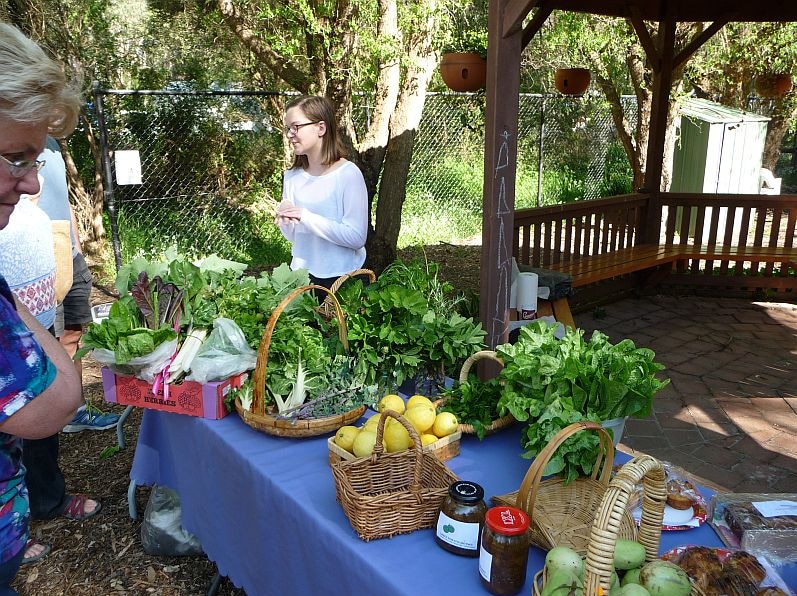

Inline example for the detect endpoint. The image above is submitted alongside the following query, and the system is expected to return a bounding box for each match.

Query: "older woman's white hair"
[0,23,82,137]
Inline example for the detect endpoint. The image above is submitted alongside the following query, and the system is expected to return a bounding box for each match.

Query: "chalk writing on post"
[490,129,512,345]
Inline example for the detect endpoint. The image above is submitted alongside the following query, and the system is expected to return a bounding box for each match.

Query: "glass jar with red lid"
[478,506,530,595]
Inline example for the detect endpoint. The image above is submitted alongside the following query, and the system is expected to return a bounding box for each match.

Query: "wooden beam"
[673,20,728,69]
[482,0,524,355]
[503,0,541,38]
[521,5,554,49]
[641,10,675,242]
[629,5,659,72]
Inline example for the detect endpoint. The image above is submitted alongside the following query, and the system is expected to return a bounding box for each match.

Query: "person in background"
[275,95,368,289]
[0,22,84,595]
[38,137,120,433]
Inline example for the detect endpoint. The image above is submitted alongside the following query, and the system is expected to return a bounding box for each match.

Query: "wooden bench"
[547,243,797,288]
[513,193,797,299]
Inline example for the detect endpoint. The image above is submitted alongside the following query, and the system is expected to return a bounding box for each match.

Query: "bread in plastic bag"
[186,317,257,384]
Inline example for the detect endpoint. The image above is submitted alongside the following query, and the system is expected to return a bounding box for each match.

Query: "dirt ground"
[13,244,481,596]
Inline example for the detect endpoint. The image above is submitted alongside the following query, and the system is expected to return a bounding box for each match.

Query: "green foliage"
[438,376,504,439]
[495,321,669,483]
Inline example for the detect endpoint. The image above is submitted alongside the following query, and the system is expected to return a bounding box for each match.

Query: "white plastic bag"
[186,317,257,384]
[140,485,203,557]
[91,337,178,383]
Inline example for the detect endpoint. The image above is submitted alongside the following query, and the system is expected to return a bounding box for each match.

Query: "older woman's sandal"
[61,494,102,521]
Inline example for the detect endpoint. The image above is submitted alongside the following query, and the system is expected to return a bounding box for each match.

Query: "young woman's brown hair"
[286,95,347,169]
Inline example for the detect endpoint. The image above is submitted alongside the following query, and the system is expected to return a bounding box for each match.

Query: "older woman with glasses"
[275,95,369,289]
[0,23,83,595]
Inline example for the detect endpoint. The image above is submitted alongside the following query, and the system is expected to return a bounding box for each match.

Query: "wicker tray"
[235,284,366,437]
[533,455,703,596]
[331,409,458,541]
[317,268,376,319]
[327,429,461,465]
[493,421,636,555]
[436,350,516,435]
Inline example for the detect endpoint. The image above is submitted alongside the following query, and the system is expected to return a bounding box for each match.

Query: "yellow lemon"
[334,425,360,453]
[362,416,381,431]
[404,404,436,434]
[432,412,459,438]
[383,423,412,453]
[352,430,385,458]
[420,433,439,447]
[378,394,405,415]
[406,394,434,411]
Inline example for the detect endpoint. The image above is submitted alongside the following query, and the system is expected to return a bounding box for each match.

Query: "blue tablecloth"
[130,410,796,595]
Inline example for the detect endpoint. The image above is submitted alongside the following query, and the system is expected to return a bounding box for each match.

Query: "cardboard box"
[101,367,247,420]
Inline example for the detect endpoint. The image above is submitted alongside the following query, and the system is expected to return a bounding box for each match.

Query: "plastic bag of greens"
[185,317,257,384]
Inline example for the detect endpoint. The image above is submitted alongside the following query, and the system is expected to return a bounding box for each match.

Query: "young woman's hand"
[275,204,303,225]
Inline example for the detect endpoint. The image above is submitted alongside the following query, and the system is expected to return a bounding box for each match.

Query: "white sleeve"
[299,165,368,250]
[277,174,296,242]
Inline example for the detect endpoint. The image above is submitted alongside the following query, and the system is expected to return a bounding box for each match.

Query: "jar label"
[478,542,493,581]
[435,511,481,550]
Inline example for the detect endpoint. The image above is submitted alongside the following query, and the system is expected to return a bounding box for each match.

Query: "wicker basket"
[235,284,366,437]
[331,409,459,541]
[317,268,376,319]
[533,455,703,596]
[493,421,636,555]
[436,350,516,435]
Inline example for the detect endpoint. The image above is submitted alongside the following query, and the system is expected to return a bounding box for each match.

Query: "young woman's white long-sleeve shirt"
[278,160,368,278]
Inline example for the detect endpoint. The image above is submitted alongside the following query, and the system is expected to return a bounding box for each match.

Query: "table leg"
[550,297,576,329]
[116,404,134,449]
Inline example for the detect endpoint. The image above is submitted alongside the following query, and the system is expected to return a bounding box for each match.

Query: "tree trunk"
[762,100,797,172]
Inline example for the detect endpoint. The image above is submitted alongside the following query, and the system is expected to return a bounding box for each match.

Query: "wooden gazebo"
[481,0,797,349]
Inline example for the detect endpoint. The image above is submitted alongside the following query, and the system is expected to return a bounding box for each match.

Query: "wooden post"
[641,12,675,243]
[481,0,528,358]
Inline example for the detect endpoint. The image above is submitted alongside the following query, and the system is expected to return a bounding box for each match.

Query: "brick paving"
[574,295,797,493]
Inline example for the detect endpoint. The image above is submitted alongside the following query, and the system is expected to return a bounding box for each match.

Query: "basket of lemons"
[331,408,459,541]
[328,393,462,464]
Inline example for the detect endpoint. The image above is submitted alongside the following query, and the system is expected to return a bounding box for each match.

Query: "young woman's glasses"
[0,155,46,178]
[284,121,320,136]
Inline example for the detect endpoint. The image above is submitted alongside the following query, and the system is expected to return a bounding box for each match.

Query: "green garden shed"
[670,98,770,194]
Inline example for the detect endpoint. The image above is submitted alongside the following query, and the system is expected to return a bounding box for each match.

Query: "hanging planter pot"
[440,52,487,92]
[755,73,793,98]
[554,68,591,96]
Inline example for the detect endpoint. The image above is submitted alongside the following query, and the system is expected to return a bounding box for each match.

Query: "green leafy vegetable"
[495,320,669,484]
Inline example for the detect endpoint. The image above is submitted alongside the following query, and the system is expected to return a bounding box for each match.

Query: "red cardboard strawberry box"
[101,367,247,419]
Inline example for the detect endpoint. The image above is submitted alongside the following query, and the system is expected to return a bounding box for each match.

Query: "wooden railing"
[513,192,797,296]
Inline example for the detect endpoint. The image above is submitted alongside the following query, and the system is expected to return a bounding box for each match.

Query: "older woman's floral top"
[0,274,56,563]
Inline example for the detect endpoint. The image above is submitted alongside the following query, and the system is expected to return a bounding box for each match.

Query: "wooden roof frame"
[480,0,797,349]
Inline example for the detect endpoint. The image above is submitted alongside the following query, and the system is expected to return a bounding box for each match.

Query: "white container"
[601,416,628,446]
[516,272,538,320]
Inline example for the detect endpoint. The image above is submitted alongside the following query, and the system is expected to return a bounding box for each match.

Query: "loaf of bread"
[723,501,797,535]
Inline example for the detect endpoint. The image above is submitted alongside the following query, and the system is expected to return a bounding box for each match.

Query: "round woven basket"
[436,350,516,435]
[235,284,366,438]
[532,455,703,596]
[493,421,636,555]
[317,268,376,319]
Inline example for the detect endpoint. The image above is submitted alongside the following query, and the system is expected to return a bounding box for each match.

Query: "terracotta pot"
[755,73,793,98]
[554,68,591,96]
[440,52,487,92]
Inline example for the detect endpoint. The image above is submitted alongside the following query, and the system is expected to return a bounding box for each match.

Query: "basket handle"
[329,268,376,294]
[515,421,614,517]
[458,350,504,384]
[583,455,665,596]
[372,410,425,504]
[250,284,349,415]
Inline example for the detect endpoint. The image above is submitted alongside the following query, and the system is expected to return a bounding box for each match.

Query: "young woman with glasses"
[275,95,368,289]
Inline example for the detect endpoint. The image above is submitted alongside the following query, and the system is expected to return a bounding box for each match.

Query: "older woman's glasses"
[284,121,320,136]
[0,155,46,178]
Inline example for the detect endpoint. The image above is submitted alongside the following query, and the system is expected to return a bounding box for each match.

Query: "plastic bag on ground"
[140,485,203,556]
[186,317,258,384]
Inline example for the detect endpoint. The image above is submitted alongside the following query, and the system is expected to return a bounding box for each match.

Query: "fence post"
[92,81,123,271]
[537,95,545,207]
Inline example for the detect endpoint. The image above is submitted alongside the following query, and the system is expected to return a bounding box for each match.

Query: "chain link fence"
[92,88,635,264]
